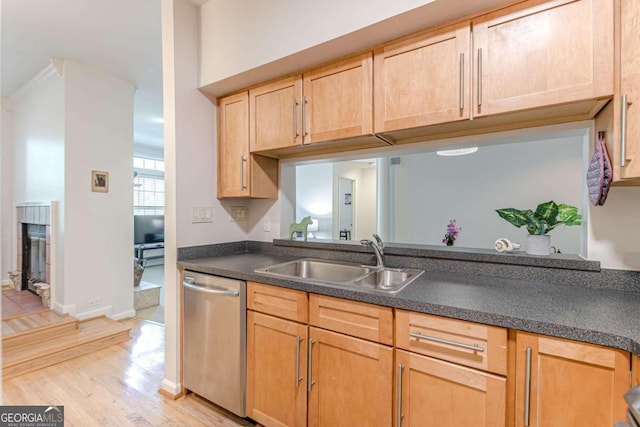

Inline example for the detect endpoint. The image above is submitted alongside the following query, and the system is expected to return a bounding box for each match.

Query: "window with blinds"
[133,156,165,215]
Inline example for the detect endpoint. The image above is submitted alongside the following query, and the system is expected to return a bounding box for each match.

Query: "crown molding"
[9,58,64,104]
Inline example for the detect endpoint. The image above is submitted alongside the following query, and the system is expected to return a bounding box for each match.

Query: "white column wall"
[62,60,134,319]
[1,100,15,284]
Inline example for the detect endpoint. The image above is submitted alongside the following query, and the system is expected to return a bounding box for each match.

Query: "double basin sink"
[254,258,423,293]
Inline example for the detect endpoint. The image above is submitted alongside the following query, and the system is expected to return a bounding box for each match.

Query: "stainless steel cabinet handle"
[293,97,299,138]
[621,94,628,167]
[182,280,240,296]
[477,48,483,107]
[295,336,303,388]
[524,347,532,427]
[460,53,464,111]
[240,155,247,190]
[307,338,315,392]
[302,95,308,138]
[397,364,404,427]
[410,331,485,352]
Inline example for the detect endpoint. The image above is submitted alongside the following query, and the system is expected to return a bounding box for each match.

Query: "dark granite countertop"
[178,252,640,355]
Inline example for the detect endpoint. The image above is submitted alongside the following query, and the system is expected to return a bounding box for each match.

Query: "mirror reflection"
[290,129,588,255]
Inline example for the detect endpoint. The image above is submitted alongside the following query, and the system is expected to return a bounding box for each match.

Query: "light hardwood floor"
[3,318,254,427]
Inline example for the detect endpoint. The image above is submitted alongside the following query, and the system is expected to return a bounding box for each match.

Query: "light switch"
[192,206,213,223]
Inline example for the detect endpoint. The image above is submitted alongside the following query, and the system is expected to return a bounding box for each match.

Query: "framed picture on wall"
[91,170,109,193]
[344,193,352,205]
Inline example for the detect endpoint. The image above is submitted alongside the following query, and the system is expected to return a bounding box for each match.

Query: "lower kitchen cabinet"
[307,326,393,427]
[247,311,308,427]
[515,332,630,427]
[395,349,506,427]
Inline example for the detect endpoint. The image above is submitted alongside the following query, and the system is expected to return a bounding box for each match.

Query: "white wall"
[62,60,134,319]
[588,186,640,270]
[199,0,508,95]
[11,73,66,298]
[296,163,333,239]
[1,100,15,284]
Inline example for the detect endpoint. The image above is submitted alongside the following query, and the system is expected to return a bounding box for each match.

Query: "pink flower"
[443,219,461,246]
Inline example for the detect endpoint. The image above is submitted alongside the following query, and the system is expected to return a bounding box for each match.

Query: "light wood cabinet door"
[247,311,307,427]
[473,0,613,118]
[218,92,250,198]
[515,332,629,427]
[618,0,640,179]
[218,93,279,198]
[395,349,506,427]
[374,21,471,133]
[250,75,303,152]
[308,327,393,427]
[302,53,373,144]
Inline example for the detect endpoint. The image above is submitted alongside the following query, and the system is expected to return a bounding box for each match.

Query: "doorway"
[338,177,355,240]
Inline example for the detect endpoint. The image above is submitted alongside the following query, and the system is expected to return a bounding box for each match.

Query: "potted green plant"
[495,201,582,255]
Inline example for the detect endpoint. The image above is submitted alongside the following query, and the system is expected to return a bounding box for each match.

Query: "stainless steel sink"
[255,258,423,293]
[352,267,423,292]
[255,258,373,283]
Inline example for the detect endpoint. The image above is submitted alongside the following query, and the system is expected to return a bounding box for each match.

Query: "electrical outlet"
[88,298,101,307]
[230,206,247,222]
[192,206,213,223]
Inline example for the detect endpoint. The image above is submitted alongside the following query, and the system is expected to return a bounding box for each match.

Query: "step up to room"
[2,312,131,380]
[3,309,79,350]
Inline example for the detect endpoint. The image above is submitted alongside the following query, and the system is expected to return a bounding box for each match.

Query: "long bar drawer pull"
[295,336,303,388]
[410,331,485,352]
[621,94,628,168]
[524,347,532,426]
[307,339,315,392]
[397,364,404,427]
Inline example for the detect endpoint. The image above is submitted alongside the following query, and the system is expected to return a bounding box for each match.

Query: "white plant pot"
[526,234,551,256]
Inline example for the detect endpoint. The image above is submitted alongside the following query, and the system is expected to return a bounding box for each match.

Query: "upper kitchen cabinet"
[595,0,640,183]
[218,92,278,199]
[618,0,640,180]
[473,0,613,118]
[303,53,373,144]
[249,75,303,152]
[374,22,471,133]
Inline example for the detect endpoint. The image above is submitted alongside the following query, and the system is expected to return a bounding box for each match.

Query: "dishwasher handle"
[183,279,240,297]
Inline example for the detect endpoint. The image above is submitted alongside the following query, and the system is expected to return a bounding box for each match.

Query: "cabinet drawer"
[248,282,308,323]
[309,294,393,345]
[395,310,507,375]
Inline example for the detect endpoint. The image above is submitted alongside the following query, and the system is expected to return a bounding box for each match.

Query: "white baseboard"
[110,309,136,321]
[54,302,76,315]
[161,378,182,397]
[75,305,113,320]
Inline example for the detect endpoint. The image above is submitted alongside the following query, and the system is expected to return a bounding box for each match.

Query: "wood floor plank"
[3,318,253,427]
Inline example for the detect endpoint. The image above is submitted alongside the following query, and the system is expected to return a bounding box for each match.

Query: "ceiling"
[1,0,168,148]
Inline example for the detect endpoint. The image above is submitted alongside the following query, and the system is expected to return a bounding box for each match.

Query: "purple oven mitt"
[586,131,613,206]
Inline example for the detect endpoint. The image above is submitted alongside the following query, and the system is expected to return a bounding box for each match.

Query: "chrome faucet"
[361,234,385,268]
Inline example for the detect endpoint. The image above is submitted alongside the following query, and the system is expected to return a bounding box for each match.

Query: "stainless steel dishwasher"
[182,270,246,417]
